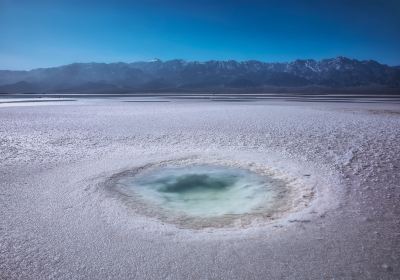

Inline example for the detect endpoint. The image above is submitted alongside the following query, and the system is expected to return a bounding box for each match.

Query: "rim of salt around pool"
[105,156,317,229]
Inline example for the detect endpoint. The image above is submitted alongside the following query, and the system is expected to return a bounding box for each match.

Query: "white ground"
[0,99,399,279]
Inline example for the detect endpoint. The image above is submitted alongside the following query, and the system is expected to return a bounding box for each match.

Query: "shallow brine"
[114,164,290,222]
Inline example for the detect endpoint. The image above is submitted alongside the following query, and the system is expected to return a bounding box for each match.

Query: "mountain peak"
[1,57,399,93]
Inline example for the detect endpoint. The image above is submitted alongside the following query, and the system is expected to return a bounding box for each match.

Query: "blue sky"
[1,0,399,70]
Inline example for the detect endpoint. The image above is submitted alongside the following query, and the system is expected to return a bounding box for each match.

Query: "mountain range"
[1,57,399,93]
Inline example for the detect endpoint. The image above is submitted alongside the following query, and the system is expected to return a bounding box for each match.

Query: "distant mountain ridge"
[1,57,399,93]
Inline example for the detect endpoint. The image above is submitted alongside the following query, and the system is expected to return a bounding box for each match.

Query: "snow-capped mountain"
[0,57,399,93]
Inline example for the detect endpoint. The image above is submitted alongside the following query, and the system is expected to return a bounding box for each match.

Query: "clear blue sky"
[1,0,399,70]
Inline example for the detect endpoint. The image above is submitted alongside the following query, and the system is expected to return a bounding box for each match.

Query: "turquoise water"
[118,165,278,217]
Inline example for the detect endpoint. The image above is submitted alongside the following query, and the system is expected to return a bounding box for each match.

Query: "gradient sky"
[1,0,399,70]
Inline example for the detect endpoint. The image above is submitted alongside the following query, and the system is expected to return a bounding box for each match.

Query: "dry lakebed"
[0,96,399,279]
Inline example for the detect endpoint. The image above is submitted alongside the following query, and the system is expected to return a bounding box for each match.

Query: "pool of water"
[116,165,282,217]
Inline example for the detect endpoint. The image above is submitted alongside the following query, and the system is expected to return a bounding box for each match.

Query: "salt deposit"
[0,98,399,279]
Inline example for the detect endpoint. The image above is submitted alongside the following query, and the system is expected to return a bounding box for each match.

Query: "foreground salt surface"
[0,100,399,279]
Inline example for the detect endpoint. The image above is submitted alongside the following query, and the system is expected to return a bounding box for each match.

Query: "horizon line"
[1,56,397,72]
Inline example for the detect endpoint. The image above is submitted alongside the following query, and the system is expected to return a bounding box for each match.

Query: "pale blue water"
[118,165,278,217]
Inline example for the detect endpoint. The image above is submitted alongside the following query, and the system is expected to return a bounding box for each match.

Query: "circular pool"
[108,158,311,229]
[117,165,284,217]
